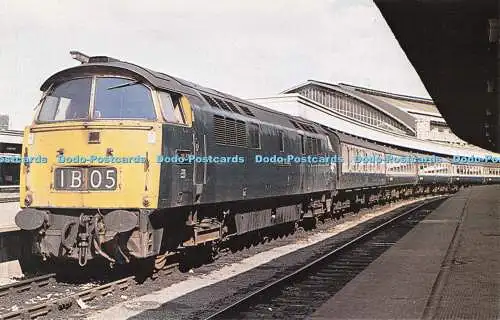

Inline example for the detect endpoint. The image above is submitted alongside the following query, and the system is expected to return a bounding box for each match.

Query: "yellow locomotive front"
[16,71,166,266]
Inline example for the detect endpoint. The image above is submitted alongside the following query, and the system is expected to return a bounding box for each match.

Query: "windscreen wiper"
[106,80,141,90]
[34,83,54,110]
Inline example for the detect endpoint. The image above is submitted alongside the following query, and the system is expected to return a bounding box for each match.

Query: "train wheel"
[302,217,317,231]
[207,242,219,262]
[287,222,297,236]
[252,233,260,246]
[154,252,169,270]
[244,234,252,249]
[229,237,243,252]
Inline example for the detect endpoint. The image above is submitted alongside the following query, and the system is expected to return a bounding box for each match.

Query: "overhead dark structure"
[374,0,499,152]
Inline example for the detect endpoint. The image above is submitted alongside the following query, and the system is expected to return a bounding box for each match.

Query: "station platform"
[310,185,500,320]
[0,197,22,280]
[0,200,20,233]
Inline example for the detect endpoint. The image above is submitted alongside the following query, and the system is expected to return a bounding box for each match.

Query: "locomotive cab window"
[38,77,92,121]
[37,76,157,122]
[93,77,156,120]
[159,91,186,124]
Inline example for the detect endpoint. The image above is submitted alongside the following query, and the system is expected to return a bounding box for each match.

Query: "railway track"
[0,274,135,320]
[0,196,444,320]
[0,273,56,298]
[203,197,446,320]
[0,262,179,320]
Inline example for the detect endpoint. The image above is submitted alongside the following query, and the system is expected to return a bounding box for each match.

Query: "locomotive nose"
[15,208,49,230]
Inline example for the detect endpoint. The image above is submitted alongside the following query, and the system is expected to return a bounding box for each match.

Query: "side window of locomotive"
[93,77,155,120]
[38,78,91,121]
[159,92,186,124]
[248,123,261,149]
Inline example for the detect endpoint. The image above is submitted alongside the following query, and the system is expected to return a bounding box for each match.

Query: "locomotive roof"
[41,60,200,95]
[40,59,278,116]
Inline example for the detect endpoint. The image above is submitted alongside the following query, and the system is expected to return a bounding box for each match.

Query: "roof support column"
[488,13,499,149]
[497,3,500,150]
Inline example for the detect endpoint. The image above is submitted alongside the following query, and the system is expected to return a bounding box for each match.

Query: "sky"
[0,0,430,130]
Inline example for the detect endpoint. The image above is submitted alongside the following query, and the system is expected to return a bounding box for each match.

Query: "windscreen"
[37,77,92,121]
[37,76,156,121]
[93,77,156,120]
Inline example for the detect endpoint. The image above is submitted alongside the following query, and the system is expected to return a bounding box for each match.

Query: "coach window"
[306,137,313,154]
[342,144,348,172]
[354,149,360,172]
[279,131,285,152]
[363,150,368,171]
[248,123,260,149]
[300,135,305,154]
[316,138,322,154]
[326,137,333,152]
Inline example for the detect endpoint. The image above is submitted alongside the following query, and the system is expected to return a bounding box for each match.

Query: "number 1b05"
[54,167,117,190]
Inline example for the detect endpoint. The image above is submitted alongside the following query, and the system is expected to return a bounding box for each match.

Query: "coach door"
[158,93,195,207]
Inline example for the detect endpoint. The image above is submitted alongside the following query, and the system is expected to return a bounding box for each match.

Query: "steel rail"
[0,273,56,298]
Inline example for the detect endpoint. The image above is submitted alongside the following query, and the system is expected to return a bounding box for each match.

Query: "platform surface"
[310,185,500,320]
[0,201,20,233]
